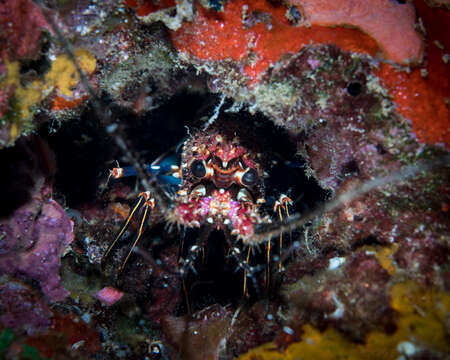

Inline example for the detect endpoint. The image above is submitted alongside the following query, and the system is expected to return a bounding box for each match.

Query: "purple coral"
[0,279,53,336]
[0,186,74,301]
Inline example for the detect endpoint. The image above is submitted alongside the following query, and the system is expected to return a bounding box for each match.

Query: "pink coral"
[289,0,423,64]
[95,287,124,306]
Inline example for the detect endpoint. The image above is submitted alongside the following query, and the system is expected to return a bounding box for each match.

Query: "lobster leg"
[101,191,155,271]
[264,194,293,288]
[178,244,203,313]
[273,194,293,271]
[265,238,271,287]
[178,245,203,277]
[243,245,252,297]
[228,245,255,297]
[118,196,154,273]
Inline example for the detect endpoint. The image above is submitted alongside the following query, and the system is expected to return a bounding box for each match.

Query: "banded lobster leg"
[177,227,215,312]
[178,244,203,313]
[266,194,293,286]
[101,152,180,273]
[101,191,155,274]
[226,195,293,297]
[227,242,258,298]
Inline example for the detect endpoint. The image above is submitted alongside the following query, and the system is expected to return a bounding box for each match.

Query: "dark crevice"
[341,159,360,177]
[346,82,363,97]
[0,136,55,218]
[39,91,208,207]
[39,90,329,312]
[19,33,51,84]
[351,235,384,250]
[376,143,387,155]
[287,6,302,25]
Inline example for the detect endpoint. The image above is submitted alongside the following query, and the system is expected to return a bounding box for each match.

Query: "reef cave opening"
[37,89,329,313]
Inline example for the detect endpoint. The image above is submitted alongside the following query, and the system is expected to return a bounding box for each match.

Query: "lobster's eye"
[190,160,206,178]
[242,168,258,186]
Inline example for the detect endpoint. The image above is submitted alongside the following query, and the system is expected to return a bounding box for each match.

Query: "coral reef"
[0,138,74,301]
[375,1,450,145]
[0,0,448,359]
[161,305,234,360]
[0,0,48,146]
[0,278,53,336]
[289,0,423,64]
[0,48,97,147]
[126,0,193,31]
[0,194,74,301]
[0,0,48,60]
[169,0,422,81]
[239,278,450,360]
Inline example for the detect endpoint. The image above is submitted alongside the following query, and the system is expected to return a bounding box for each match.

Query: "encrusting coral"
[239,247,450,360]
[0,138,74,301]
[0,49,96,146]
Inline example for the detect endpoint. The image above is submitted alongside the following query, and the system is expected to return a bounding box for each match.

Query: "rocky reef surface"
[0,1,448,359]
